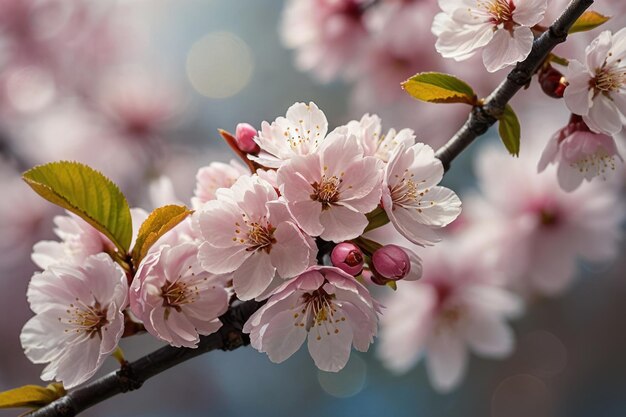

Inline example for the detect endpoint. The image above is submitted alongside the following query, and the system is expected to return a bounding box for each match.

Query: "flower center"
[593,65,626,93]
[246,222,276,253]
[293,288,345,340]
[161,280,198,313]
[570,149,617,181]
[63,299,108,338]
[389,172,433,212]
[311,175,341,210]
[479,0,515,26]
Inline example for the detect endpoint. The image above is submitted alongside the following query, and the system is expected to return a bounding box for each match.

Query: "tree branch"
[23,1,594,416]
[434,0,594,171]
[28,301,263,417]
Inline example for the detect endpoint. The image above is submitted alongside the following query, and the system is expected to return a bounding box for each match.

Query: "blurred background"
[1,0,625,416]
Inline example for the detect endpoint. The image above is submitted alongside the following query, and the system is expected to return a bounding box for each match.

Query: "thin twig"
[434,0,594,171]
[24,1,594,415]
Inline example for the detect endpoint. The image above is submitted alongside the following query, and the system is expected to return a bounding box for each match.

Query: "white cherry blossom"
[250,102,329,168]
[20,254,128,388]
[382,143,462,246]
[564,29,626,135]
[432,0,548,72]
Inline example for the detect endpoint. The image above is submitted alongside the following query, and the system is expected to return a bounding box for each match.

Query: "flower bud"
[371,245,410,282]
[539,65,566,99]
[235,123,260,154]
[331,242,364,276]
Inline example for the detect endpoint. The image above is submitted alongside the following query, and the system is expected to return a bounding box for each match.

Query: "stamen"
[310,175,341,210]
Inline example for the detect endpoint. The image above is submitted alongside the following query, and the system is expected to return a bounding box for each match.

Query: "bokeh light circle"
[186,31,254,99]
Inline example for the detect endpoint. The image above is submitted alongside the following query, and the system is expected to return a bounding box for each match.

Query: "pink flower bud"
[371,245,410,282]
[235,123,260,154]
[331,242,364,276]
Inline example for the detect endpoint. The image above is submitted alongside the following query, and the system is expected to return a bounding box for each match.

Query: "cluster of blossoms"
[20,102,462,387]
[376,136,624,391]
[538,28,626,191]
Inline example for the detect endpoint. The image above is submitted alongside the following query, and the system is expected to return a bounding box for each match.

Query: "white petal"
[483,27,533,72]
[319,205,368,242]
[307,318,354,372]
[233,251,276,300]
[260,309,307,363]
[425,330,468,392]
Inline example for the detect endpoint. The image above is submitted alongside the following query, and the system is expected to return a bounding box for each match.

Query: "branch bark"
[25,1,593,415]
[28,301,263,417]
[434,0,594,171]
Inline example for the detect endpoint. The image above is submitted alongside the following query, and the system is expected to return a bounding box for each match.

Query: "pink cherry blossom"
[243,266,379,372]
[280,0,369,82]
[277,133,383,242]
[251,101,329,168]
[31,208,148,270]
[191,160,248,209]
[31,212,114,270]
[20,253,128,388]
[332,113,416,162]
[433,0,548,72]
[377,242,523,392]
[469,142,625,296]
[197,175,317,300]
[563,29,626,135]
[538,115,623,191]
[129,243,229,348]
[382,143,462,246]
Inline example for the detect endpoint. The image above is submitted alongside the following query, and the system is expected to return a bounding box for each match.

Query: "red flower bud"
[539,65,567,99]
[330,242,364,276]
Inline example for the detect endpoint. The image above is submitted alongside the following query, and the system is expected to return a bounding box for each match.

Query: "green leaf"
[23,161,133,253]
[364,207,390,233]
[0,384,65,409]
[402,72,476,105]
[569,11,610,34]
[548,53,569,67]
[131,205,193,264]
[498,105,521,157]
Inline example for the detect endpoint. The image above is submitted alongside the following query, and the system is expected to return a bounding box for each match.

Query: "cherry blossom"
[31,209,147,270]
[280,0,369,82]
[563,29,626,135]
[31,212,114,270]
[378,242,523,392]
[432,0,548,72]
[251,101,329,168]
[469,143,625,296]
[277,133,383,242]
[191,160,248,209]
[129,243,229,348]
[538,115,622,191]
[382,143,461,246]
[197,175,317,300]
[332,113,416,162]
[243,266,379,372]
[20,254,128,388]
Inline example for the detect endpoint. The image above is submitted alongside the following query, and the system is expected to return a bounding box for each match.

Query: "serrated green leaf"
[0,384,65,409]
[23,161,133,253]
[402,72,476,105]
[569,11,610,34]
[498,105,521,157]
[131,205,193,264]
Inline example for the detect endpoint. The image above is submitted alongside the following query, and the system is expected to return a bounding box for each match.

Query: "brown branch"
[28,300,263,417]
[23,1,594,416]
[435,0,594,171]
